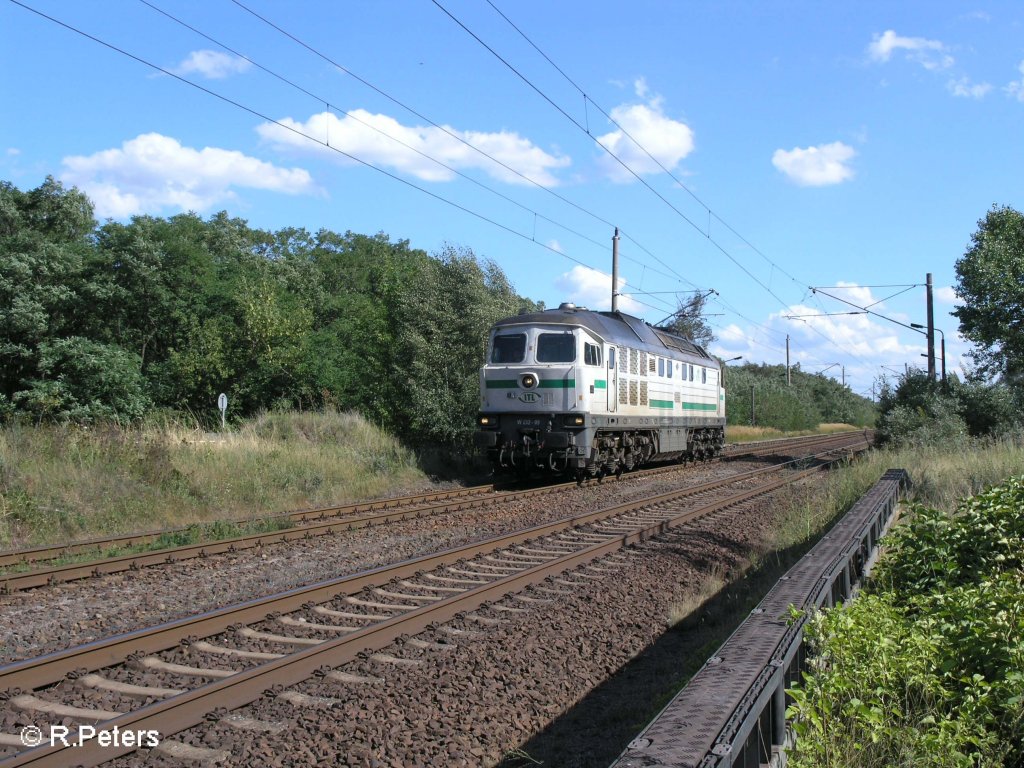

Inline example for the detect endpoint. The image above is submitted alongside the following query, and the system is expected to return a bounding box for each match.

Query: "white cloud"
[1006,61,1024,102]
[595,91,695,183]
[633,77,649,99]
[173,50,251,79]
[61,132,318,218]
[772,142,855,186]
[546,239,564,254]
[947,77,992,99]
[257,110,569,187]
[554,265,645,314]
[6,147,20,156]
[935,285,959,304]
[867,30,953,70]
[826,281,878,307]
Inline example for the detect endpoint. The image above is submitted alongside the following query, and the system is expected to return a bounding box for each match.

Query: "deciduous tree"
[953,205,1024,383]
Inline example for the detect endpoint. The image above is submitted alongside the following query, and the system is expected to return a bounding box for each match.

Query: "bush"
[876,398,968,449]
[14,337,150,423]
[877,371,1022,448]
[788,476,1024,767]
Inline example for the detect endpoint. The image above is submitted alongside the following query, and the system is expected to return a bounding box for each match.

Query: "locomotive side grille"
[640,380,648,405]
[639,351,647,377]
[619,379,628,405]
[619,348,628,374]
[629,380,638,405]
[629,348,639,375]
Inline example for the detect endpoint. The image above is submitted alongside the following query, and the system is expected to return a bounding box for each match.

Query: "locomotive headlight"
[567,415,585,427]
[520,373,537,389]
[478,415,497,426]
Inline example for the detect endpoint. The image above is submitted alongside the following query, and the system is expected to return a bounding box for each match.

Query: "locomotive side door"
[607,346,617,412]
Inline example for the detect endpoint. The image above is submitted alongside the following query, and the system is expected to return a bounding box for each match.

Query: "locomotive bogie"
[474,304,727,477]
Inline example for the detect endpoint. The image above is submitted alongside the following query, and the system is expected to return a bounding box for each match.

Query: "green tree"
[953,205,1024,383]
[15,336,150,422]
[395,245,537,446]
[0,177,95,404]
[661,291,716,348]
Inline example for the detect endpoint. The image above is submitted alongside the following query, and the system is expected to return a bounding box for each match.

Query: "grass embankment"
[663,435,1023,634]
[787,447,1024,767]
[0,410,430,550]
[727,422,861,444]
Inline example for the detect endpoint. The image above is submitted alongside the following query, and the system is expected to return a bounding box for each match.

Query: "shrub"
[14,337,150,423]
[788,476,1024,767]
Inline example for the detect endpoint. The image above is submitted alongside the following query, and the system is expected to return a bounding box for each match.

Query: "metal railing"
[611,468,910,768]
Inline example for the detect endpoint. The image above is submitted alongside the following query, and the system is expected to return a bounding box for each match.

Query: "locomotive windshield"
[491,333,526,363]
[537,333,576,362]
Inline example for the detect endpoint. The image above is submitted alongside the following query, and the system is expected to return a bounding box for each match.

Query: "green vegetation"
[876,371,1022,449]
[0,409,428,548]
[725,363,876,431]
[725,423,860,444]
[953,204,1024,383]
[787,459,1024,768]
[0,177,538,447]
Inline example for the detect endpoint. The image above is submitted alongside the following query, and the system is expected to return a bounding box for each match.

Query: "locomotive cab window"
[491,334,526,363]
[537,333,576,362]
[702,368,707,383]
[657,358,664,376]
[584,342,602,367]
[608,348,616,369]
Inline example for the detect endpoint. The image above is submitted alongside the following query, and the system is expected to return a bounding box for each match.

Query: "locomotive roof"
[494,306,717,366]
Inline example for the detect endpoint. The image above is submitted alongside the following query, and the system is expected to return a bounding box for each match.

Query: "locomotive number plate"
[515,417,543,427]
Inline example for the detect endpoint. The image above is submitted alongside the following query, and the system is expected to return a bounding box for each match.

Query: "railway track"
[0,435,867,767]
[0,431,868,594]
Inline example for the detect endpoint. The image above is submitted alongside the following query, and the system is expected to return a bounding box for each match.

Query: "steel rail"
[0,455,849,768]
[0,483,500,569]
[0,438,867,694]
[0,430,861,569]
[0,432,866,593]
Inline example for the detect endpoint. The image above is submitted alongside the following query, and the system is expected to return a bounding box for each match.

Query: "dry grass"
[727,423,860,444]
[0,410,432,548]
[666,563,730,628]
[769,433,1024,555]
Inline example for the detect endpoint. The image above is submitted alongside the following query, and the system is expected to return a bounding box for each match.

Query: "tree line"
[0,177,539,446]
[724,363,876,431]
[5,177,1020,448]
[876,204,1024,446]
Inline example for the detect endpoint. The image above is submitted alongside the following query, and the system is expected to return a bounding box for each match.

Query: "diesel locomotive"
[473,303,726,479]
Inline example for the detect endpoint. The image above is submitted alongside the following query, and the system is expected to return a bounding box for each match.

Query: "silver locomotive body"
[473,304,725,478]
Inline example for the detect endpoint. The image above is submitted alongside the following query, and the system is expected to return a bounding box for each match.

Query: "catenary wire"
[136,0,688,290]
[7,0,675,316]
[227,0,695,292]
[455,0,873,362]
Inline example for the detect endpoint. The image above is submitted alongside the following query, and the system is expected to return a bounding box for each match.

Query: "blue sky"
[4,1,1023,398]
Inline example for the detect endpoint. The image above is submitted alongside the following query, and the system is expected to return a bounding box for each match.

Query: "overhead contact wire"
[474,1,871,362]
[8,0,672,315]
[227,0,686,289]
